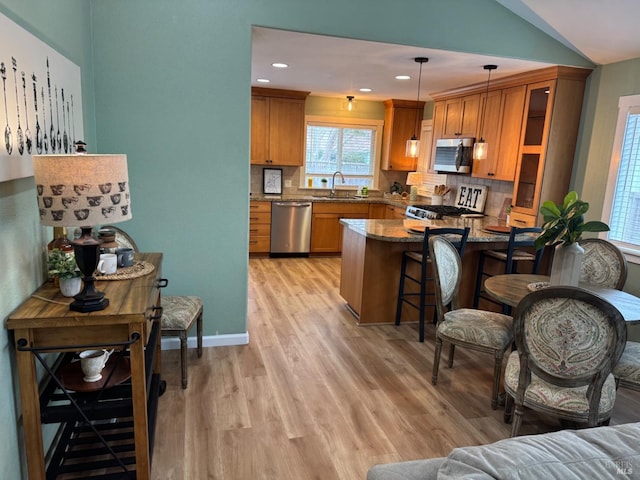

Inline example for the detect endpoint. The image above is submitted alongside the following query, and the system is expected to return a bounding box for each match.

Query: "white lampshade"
[406,171,422,185]
[33,154,132,227]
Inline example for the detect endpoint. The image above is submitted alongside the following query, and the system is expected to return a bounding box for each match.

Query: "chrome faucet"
[330,171,345,197]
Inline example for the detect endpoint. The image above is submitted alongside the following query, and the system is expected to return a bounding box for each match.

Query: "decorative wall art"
[0,12,84,183]
[262,168,283,195]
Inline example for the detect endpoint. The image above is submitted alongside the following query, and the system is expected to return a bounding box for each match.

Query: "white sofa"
[367,423,640,479]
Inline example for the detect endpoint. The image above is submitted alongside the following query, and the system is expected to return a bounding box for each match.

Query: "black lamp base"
[70,226,109,313]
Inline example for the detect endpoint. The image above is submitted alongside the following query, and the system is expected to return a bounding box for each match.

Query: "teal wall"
[0,0,626,476]
[88,0,591,340]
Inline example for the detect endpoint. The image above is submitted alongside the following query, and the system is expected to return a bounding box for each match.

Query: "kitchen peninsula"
[339,217,525,325]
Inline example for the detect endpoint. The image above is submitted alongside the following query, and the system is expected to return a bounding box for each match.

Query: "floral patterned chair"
[579,238,627,289]
[504,286,627,437]
[578,238,639,391]
[428,236,514,410]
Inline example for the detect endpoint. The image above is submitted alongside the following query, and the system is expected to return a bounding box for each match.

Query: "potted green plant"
[48,249,82,296]
[320,178,328,187]
[534,191,609,285]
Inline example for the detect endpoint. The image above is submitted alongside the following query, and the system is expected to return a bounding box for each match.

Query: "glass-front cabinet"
[511,81,555,221]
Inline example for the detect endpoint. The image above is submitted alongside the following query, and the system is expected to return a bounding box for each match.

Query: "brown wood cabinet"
[440,94,480,138]
[385,204,406,219]
[311,202,369,253]
[250,87,309,166]
[381,99,425,171]
[249,201,271,254]
[431,66,591,225]
[368,203,387,219]
[472,85,526,181]
[511,69,590,225]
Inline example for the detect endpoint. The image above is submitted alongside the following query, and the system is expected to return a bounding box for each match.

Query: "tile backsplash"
[250,165,514,218]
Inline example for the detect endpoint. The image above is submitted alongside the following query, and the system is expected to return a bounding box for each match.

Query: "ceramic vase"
[549,242,584,286]
[59,277,82,297]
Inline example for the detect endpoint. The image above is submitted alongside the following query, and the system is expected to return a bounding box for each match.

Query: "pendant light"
[473,64,497,161]
[405,57,428,158]
[345,95,355,112]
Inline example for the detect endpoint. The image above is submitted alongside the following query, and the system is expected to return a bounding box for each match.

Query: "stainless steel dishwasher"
[270,201,312,256]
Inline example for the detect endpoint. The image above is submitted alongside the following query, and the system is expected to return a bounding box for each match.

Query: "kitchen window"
[602,94,640,264]
[303,115,383,189]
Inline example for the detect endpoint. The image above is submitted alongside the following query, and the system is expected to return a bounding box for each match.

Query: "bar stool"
[473,226,544,313]
[395,226,470,342]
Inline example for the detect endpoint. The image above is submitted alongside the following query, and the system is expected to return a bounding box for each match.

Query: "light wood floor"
[152,257,640,479]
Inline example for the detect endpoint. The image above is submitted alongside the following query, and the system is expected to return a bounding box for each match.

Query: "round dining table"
[484,274,640,325]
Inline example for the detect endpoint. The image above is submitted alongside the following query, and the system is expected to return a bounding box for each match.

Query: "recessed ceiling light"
[272,62,288,68]
[359,88,372,92]
[256,78,270,83]
[395,75,411,80]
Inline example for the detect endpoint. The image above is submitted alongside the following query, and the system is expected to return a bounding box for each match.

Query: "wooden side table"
[7,252,163,480]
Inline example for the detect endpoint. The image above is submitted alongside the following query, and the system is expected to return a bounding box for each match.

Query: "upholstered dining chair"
[578,238,628,290]
[473,226,544,314]
[396,227,470,342]
[103,225,203,389]
[504,286,627,437]
[428,236,514,410]
[577,238,637,391]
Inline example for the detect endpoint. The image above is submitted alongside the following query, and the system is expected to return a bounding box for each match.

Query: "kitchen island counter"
[339,217,536,326]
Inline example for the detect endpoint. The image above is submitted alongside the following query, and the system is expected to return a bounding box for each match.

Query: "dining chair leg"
[447,343,455,368]
[491,352,504,410]
[510,403,525,437]
[504,394,514,423]
[432,336,443,385]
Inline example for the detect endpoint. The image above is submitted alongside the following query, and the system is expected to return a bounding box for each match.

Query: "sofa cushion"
[366,458,445,480]
[437,423,640,479]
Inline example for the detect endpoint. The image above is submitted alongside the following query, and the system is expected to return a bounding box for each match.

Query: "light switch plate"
[284,179,292,188]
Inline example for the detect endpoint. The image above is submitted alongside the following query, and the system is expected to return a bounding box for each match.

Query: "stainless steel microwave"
[433,138,473,174]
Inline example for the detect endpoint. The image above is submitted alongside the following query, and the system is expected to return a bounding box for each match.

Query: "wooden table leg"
[14,329,46,480]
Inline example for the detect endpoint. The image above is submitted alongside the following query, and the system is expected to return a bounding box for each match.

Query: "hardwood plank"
[152,256,640,479]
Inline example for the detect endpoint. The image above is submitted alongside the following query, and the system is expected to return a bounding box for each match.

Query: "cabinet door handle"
[512,218,527,224]
[488,172,495,176]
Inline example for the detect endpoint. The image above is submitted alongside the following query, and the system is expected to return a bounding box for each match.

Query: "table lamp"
[406,171,422,202]
[33,154,132,312]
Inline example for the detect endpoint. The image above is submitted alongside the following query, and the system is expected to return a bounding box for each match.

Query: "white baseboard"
[161,332,249,350]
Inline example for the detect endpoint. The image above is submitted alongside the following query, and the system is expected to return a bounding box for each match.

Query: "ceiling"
[251,1,640,102]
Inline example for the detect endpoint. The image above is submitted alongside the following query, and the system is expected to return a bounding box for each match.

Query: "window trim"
[601,94,640,264]
[303,115,384,189]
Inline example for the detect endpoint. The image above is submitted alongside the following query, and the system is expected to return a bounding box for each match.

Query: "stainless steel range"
[405,205,485,220]
[406,184,489,219]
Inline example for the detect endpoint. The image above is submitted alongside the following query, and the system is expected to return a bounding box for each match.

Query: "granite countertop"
[250,193,430,209]
[340,217,514,243]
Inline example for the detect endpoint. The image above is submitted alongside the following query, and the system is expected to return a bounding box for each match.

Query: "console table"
[7,252,164,480]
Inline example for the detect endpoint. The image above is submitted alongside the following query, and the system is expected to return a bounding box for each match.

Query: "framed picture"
[263,167,283,195]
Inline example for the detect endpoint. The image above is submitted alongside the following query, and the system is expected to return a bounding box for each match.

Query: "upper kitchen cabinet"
[381,99,425,171]
[472,85,526,181]
[510,68,591,226]
[439,94,480,138]
[251,87,309,166]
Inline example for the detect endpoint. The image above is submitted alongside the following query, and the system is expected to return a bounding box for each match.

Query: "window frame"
[601,94,640,264]
[303,115,383,189]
